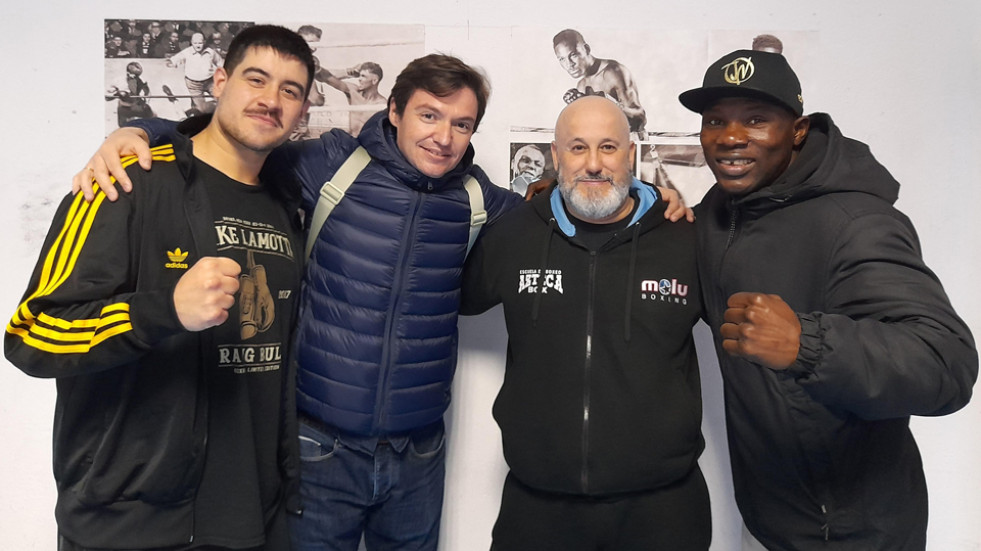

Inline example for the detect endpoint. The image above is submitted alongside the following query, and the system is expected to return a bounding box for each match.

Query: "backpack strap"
[305,145,487,259]
[304,146,371,258]
[464,175,486,256]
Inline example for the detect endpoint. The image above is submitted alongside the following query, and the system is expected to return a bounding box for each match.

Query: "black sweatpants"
[491,466,711,551]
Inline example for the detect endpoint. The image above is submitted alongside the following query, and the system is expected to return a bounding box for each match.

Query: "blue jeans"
[289,418,446,551]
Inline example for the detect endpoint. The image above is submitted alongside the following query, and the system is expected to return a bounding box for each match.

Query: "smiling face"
[388,87,478,178]
[699,97,809,196]
[210,46,310,154]
[552,96,636,223]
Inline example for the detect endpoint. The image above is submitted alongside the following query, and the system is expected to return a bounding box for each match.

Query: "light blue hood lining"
[549,177,657,237]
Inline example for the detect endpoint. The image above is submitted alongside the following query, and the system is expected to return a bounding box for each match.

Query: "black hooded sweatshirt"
[695,113,977,550]
[462,181,704,496]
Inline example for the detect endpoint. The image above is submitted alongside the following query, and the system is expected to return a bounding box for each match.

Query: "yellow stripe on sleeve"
[7,146,180,354]
[7,183,133,353]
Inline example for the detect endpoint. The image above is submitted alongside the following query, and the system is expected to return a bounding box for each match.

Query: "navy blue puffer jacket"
[271,110,522,435]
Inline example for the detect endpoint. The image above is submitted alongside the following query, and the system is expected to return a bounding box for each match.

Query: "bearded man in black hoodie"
[462,95,709,551]
[682,49,977,550]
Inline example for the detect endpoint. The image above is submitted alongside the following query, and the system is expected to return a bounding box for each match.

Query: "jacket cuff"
[128,286,186,345]
[790,312,823,378]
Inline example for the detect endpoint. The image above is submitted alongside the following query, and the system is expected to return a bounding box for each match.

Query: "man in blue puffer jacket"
[273,55,523,551]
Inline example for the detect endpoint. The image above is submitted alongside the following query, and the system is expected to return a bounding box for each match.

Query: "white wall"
[1,1,978,549]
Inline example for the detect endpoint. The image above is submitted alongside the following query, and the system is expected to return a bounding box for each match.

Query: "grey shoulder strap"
[464,176,486,255]
[305,146,371,258]
[305,146,487,259]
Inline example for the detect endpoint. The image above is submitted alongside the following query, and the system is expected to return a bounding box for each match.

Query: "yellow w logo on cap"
[722,57,755,85]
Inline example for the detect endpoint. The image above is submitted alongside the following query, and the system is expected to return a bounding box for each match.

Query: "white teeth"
[720,159,751,166]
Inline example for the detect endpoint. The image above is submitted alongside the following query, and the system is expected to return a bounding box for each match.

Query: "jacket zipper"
[722,200,832,544]
[716,205,740,304]
[724,204,739,249]
[820,504,830,541]
[581,251,598,492]
[183,168,211,546]
[372,192,425,432]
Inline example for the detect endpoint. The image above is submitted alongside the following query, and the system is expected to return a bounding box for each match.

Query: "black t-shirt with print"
[190,158,299,549]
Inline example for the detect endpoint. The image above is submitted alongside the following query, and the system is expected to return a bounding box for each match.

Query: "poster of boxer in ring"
[103,20,253,131]
[104,20,423,139]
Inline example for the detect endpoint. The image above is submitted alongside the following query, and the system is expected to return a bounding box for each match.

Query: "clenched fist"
[720,292,801,370]
[174,257,242,331]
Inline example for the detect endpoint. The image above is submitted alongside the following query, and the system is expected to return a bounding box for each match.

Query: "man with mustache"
[6,25,316,551]
[461,96,708,550]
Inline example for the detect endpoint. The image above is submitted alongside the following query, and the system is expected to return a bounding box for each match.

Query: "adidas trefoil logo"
[166,248,190,269]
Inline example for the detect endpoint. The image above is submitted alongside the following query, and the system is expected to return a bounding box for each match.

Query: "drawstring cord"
[532,218,557,325]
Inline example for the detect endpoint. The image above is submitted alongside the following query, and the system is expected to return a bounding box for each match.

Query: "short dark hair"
[223,24,316,94]
[359,61,384,82]
[552,29,585,51]
[388,54,490,131]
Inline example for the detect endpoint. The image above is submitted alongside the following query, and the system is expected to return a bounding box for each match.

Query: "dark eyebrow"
[411,102,476,126]
[240,67,271,80]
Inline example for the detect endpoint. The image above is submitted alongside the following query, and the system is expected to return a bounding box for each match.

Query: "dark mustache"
[573,174,614,184]
[244,109,281,126]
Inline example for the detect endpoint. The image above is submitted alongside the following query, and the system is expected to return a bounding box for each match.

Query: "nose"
[256,86,281,111]
[584,148,603,173]
[432,120,452,146]
[718,122,748,146]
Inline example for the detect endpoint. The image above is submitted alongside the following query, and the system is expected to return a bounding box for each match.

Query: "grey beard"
[558,172,631,221]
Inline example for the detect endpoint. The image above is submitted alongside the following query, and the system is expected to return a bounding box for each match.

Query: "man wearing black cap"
[680,50,977,550]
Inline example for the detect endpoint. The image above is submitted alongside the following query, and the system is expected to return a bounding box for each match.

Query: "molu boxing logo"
[518,269,564,294]
[722,57,754,86]
[640,278,689,305]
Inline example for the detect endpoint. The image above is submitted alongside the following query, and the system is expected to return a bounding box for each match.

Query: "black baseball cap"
[679,49,803,116]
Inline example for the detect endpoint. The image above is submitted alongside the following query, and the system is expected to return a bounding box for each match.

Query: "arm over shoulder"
[263,129,360,215]
[125,117,180,146]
